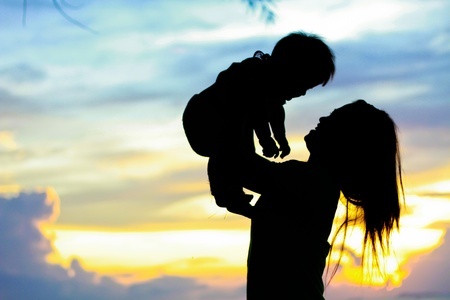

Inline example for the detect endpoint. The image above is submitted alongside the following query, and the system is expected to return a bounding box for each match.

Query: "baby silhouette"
[182,31,335,218]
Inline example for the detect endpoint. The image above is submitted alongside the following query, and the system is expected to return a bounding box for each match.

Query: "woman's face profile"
[304,100,371,157]
[304,114,333,155]
[304,102,359,156]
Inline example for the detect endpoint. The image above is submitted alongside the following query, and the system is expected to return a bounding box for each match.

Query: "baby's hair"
[271,31,335,86]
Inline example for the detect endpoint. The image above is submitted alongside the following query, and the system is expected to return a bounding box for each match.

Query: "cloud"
[397,229,450,295]
[0,63,46,83]
[0,188,246,300]
[4,187,450,300]
[0,189,58,276]
[324,228,450,299]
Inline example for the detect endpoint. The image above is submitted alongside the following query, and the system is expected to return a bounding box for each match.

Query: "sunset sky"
[1,0,450,299]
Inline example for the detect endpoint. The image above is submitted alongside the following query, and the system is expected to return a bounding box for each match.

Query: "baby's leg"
[207,155,242,208]
[207,142,255,217]
[208,156,254,218]
[226,194,254,218]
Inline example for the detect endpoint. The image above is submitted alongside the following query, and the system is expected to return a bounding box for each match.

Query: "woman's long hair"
[324,100,405,285]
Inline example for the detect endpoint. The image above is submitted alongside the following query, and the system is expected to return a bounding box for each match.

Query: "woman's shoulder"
[278,159,312,178]
[274,160,336,196]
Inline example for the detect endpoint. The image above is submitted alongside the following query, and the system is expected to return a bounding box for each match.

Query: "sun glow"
[32,182,450,289]
[326,193,450,288]
[50,228,250,284]
[0,131,18,150]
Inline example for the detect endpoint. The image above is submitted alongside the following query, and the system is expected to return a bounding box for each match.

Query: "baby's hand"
[275,136,290,159]
[260,138,279,158]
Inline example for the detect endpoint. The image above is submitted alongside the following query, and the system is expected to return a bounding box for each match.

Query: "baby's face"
[266,61,326,104]
[272,74,323,104]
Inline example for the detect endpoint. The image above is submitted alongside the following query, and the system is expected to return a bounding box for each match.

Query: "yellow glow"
[411,180,450,194]
[326,192,450,288]
[406,163,450,188]
[0,131,18,150]
[158,195,235,220]
[401,195,450,227]
[30,179,449,289]
[50,229,249,284]
[0,184,21,196]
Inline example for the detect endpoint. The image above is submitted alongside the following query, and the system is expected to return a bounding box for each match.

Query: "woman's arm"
[241,155,308,196]
[241,154,281,194]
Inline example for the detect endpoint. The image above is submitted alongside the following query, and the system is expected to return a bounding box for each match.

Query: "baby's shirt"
[187,51,289,158]
[214,53,290,158]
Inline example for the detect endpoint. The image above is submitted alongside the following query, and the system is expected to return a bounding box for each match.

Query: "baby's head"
[270,31,335,100]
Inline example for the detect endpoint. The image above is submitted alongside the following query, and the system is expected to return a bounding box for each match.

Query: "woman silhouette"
[242,99,404,299]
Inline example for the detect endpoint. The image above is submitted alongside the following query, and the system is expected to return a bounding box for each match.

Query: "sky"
[0,0,450,299]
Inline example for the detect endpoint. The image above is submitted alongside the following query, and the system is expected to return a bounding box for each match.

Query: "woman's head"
[306,100,404,275]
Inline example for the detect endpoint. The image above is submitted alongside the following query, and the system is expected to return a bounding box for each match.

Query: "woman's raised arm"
[241,154,282,194]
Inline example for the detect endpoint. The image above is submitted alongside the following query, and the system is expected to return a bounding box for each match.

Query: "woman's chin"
[304,130,317,152]
[304,129,315,141]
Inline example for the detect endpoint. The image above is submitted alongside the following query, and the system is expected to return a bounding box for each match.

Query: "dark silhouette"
[241,100,405,299]
[182,31,335,218]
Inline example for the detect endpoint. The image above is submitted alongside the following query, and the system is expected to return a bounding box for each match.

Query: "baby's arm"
[269,104,291,159]
[253,120,280,158]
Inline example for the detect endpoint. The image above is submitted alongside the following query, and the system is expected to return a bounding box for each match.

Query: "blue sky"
[1,0,450,299]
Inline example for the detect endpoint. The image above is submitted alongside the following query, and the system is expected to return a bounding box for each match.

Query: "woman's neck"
[307,154,339,188]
